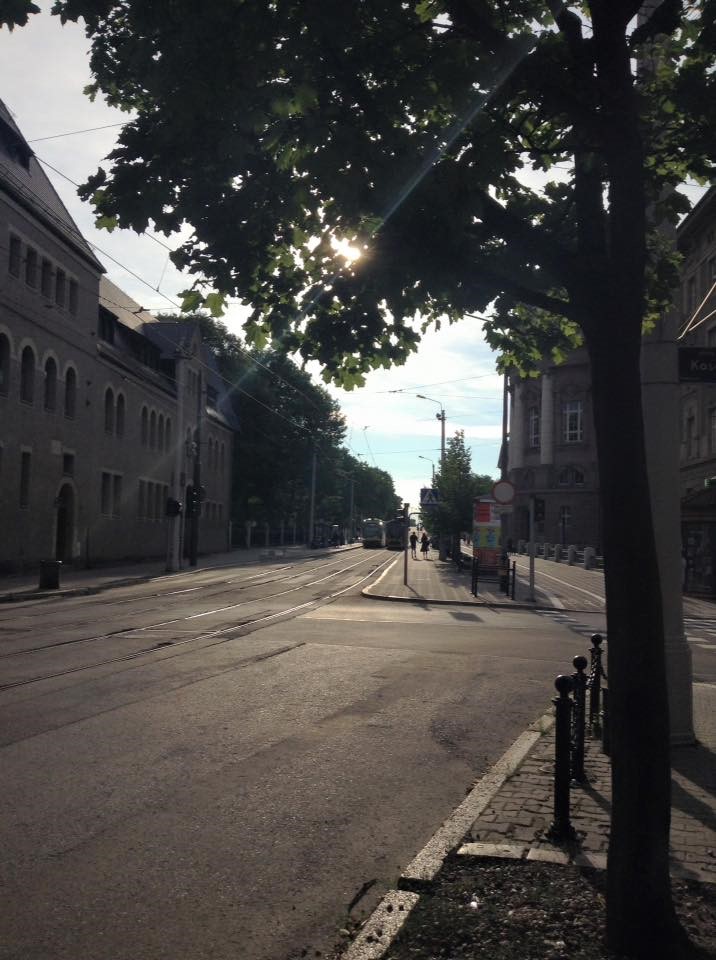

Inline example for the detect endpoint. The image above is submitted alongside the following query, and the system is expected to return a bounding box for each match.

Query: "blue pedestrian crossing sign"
[420,487,440,509]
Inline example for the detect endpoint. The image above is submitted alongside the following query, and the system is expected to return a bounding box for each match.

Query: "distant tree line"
[161,313,400,539]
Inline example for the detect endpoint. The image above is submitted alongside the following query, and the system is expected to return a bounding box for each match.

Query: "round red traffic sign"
[492,479,515,505]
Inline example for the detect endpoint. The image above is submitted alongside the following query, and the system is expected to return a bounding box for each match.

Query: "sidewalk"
[0,542,360,604]
[362,549,534,607]
[347,550,716,959]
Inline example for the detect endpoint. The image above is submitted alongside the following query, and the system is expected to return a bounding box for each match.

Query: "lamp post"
[416,394,446,470]
[418,455,435,483]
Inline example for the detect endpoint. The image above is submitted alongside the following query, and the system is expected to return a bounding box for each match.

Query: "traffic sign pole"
[528,496,536,602]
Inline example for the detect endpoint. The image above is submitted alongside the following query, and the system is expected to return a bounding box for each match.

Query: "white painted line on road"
[514,561,606,604]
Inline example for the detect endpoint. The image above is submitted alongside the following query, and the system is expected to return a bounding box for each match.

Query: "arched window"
[141,406,148,445]
[64,367,77,419]
[220,443,225,473]
[116,394,125,437]
[104,387,115,434]
[158,414,165,451]
[0,334,10,396]
[165,417,172,452]
[149,410,157,449]
[44,357,58,411]
[20,345,35,403]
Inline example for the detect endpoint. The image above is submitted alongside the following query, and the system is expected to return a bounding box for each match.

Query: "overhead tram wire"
[27,121,127,143]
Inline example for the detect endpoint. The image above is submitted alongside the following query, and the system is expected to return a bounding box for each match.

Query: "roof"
[0,99,104,272]
[99,277,157,331]
[677,185,716,249]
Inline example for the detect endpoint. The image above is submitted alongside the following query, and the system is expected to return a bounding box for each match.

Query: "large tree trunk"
[586,319,681,957]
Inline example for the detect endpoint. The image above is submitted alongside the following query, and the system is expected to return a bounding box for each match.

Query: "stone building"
[0,99,237,573]
[505,347,601,549]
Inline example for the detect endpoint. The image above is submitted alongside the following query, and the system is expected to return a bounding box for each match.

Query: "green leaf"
[95,214,118,232]
[204,292,227,317]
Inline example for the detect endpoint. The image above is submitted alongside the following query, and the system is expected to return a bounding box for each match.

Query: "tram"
[385,517,406,550]
[361,518,386,548]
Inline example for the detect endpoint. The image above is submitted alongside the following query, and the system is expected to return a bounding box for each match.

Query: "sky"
[0,7,509,510]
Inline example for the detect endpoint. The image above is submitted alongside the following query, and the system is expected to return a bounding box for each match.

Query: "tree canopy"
[426,430,493,539]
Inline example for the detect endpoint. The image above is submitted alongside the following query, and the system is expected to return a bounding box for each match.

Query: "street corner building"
[0,99,239,574]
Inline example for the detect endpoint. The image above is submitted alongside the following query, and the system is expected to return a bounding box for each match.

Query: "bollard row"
[548,634,608,842]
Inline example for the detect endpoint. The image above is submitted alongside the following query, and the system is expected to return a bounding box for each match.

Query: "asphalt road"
[0,553,684,959]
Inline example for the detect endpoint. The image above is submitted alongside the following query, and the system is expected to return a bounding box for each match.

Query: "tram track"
[0,551,396,692]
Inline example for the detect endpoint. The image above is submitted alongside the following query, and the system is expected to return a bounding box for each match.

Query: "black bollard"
[548,674,575,842]
[601,686,611,757]
[471,557,479,596]
[588,634,604,737]
[571,655,588,783]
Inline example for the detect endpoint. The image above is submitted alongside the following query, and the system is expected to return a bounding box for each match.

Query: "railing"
[470,557,516,599]
[548,634,608,842]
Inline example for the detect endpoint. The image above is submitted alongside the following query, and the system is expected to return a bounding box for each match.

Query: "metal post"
[403,501,409,586]
[571,655,588,783]
[471,557,479,596]
[511,560,516,600]
[588,633,605,736]
[548,674,574,842]
[601,686,611,757]
[307,443,317,547]
[527,495,536,601]
[188,370,203,567]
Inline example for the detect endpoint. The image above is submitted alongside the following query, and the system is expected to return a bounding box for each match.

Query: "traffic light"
[534,497,546,523]
[166,497,183,517]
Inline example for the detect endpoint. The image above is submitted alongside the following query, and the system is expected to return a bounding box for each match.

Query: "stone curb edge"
[0,545,363,605]
[338,710,556,960]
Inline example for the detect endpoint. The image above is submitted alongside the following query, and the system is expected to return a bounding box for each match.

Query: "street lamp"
[418,455,435,482]
[416,394,446,470]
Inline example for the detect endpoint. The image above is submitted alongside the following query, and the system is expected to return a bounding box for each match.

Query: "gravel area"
[380,857,716,960]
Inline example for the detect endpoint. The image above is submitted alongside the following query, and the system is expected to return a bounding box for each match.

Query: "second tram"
[362,518,386,548]
[385,517,406,550]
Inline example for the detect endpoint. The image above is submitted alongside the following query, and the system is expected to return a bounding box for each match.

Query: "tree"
[428,430,493,548]
[13,2,716,954]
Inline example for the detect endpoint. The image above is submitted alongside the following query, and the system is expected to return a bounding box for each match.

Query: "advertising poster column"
[473,498,501,571]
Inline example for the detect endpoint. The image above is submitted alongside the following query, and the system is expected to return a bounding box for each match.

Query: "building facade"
[0,100,236,573]
[505,349,601,549]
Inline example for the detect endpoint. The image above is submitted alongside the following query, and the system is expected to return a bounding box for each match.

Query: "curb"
[337,710,555,960]
[0,544,363,605]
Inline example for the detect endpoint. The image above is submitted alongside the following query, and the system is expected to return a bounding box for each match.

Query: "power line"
[27,122,127,143]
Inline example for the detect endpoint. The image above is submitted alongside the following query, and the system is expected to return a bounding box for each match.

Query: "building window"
[20,451,31,507]
[158,414,165,451]
[165,418,172,452]
[62,453,75,476]
[220,443,225,473]
[141,406,148,445]
[20,345,35,404]
[559,505,571,536]
[44,357,58,411]
[707,326,716,347]
[562,400,583,443]
[686,412,698,458]
[138,480,146,518]
[112,475,122,518]
[9,234,21,277]
[41,258,53,298]
[0,334,10,396]
[64,367,77,419]
[68,279,78,314]
[116,394,125,437]
[573,467,585,486]
[55,269,66,307]
[25,247,38,287]
[687,275,697,313]
[149,410,157,449]
[104,387,115,434]
[528,406,540,448]
[101,472,112,515]
[558,467,570,486]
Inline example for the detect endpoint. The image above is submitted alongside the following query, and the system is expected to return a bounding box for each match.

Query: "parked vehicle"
[361,518,386,548]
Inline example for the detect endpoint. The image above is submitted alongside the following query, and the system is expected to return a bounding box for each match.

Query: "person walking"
[409,530,418,559]
[420,531,430,559]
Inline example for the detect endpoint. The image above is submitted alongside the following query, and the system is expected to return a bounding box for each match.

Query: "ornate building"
[0,99,237,573]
